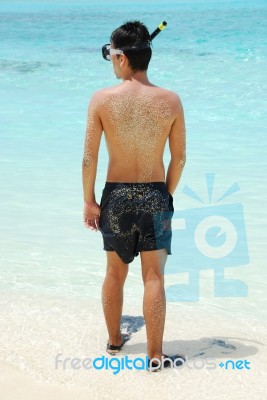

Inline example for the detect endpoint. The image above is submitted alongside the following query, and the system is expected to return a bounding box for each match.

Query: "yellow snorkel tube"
[149,21,167,41]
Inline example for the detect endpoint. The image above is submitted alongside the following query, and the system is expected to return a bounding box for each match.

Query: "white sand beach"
[0,291,266,400]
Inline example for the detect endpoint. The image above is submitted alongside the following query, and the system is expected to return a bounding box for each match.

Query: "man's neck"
[122,71,150,85]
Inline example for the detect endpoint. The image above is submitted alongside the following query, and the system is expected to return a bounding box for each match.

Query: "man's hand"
[83,201,101,231]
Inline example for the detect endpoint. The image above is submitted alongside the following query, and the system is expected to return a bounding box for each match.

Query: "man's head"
[110,20,152,79]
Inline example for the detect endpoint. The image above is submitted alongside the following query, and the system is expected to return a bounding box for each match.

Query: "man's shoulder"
[90,88,109,100]
[153,88,183,117]
[90,86,119,103]
[151,85,181,104]
[161,88,182,103]
[88,88,112,110]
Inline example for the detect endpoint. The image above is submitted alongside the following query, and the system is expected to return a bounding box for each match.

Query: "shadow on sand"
[119,314,262,360]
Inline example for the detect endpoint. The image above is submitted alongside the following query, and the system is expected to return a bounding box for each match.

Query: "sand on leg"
[101,250,129,347]
[141,248,168,361]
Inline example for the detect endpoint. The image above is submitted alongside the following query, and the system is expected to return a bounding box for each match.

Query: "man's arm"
[165,95,186,195]
[82,92,104,231]
[82,91,103,203]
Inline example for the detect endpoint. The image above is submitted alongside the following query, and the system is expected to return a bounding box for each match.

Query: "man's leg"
[101,250,129,346]
[141,248,168,360]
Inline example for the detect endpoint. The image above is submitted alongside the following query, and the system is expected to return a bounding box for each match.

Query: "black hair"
[110,20,152,72]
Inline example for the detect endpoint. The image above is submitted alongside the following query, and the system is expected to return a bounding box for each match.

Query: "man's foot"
[147,353,186,372]
[106,333,131,355]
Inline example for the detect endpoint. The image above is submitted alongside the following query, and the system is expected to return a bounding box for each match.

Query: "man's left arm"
[82,91,103,230]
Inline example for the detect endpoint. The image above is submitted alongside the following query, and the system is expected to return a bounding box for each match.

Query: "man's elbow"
[82,155,96,168]
[179,155,186,168]
[171,155,186,168]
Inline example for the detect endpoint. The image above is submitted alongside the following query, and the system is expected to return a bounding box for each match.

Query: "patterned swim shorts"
[99,182,174,264]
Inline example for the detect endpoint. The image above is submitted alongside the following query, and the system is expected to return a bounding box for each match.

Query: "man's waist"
[104,181,166,191]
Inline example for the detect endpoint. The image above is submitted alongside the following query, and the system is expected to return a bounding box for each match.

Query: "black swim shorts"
[98,182,174,264]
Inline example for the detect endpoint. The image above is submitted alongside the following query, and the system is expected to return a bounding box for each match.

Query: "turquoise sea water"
[1,0,267,319]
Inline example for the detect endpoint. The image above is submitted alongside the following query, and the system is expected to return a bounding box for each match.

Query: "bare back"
[97,83,178,182]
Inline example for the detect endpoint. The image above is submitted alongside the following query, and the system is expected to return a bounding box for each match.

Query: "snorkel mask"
[101,21,167,61]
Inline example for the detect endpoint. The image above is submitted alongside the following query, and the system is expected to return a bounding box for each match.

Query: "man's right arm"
[165,95,186,195]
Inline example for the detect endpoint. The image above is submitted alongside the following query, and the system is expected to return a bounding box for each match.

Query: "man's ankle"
[109,334,122,346]
[148,354,164,363]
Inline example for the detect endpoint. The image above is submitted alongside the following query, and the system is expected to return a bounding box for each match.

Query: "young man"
[82,20,186,368]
